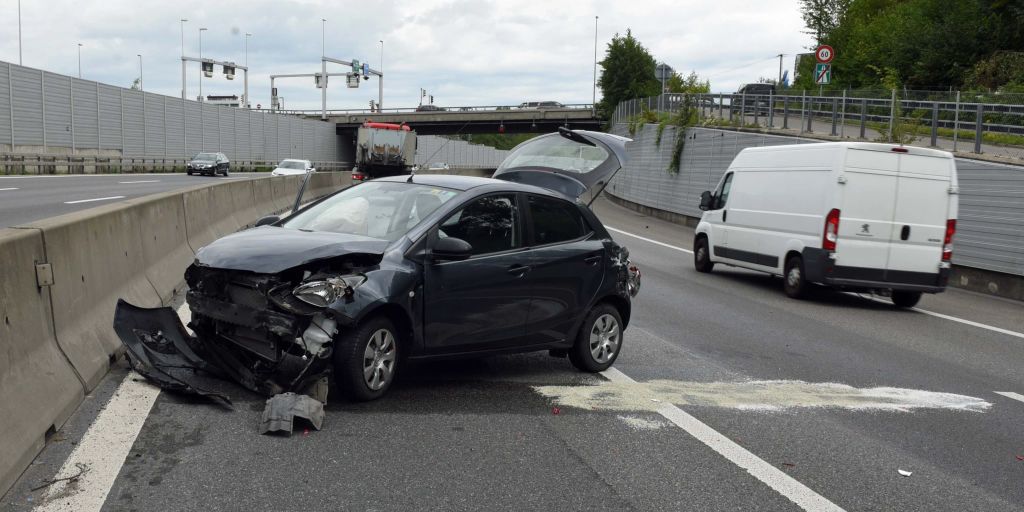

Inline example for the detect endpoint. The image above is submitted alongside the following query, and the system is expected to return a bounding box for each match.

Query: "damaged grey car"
[115,128,641,403]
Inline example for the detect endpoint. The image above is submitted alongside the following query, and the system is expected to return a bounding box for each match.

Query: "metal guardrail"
[614,92,1024,156]
[0,154,353,174]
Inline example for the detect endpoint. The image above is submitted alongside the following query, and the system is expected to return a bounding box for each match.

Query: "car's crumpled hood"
[195,226,388,273]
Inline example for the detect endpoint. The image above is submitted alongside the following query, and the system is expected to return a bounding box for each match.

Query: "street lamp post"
[138,54,143,91]
[379,39,384,110]
[77,43,82,78]
[245,32,252,108]
[321,18,327,120]
[17,0,22,65]
[245,32,251,68]
[198,27,207,101]
[180,18,188,99]
[592,16,599,114]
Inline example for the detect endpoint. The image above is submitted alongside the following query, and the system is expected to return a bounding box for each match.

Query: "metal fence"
[0,61,343,171]
[607,123,1024,278]
[613,92,1024,160]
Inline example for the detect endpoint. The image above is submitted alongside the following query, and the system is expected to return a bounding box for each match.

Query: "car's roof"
[373,173,568,198]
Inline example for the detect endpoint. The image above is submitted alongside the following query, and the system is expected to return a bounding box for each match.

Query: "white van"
[693,142,958,308]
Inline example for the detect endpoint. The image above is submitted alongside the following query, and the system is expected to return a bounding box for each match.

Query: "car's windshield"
[496,135,608,173]
[194,153,218,161]
[281,181,460,241]
[279,160,306,170]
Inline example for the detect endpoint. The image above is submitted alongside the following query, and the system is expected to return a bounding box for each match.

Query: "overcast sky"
[0,0,813,110]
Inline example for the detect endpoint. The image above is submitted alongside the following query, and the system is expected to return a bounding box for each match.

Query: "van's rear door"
[886,152,954,276]
[837,149,899,271]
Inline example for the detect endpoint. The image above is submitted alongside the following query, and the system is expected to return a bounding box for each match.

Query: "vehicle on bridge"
[271,159,316,176]
[114,128,640,403]
[694,142,958,308]
[187,152,230,176]
[518,101,565,109]
[353,121,416,181]
[415,104,446,112]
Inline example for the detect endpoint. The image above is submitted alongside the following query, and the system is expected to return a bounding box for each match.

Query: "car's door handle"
[723,209,728,223]
[507,265,531,275]
[584,255,601,265]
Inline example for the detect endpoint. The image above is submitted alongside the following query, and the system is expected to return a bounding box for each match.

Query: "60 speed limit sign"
[815,45,835,63]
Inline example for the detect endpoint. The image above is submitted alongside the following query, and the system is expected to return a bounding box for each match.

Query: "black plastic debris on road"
[260,392,325,435]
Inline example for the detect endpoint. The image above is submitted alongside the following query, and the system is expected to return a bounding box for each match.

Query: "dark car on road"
[415,104,446,112]
[115,129,640,402]
[187,152,230,176]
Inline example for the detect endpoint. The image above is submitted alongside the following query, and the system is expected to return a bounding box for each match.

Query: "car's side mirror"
[432,237,473,262]
[309,167,316,173]
[255,215,280,227]
[699,191,714,211]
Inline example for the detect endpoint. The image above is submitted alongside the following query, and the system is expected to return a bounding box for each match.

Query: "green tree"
[799,0,851,43]
[666,71,711,94]
[597,30,661,119]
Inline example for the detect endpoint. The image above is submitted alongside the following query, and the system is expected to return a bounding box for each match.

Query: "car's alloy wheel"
[694,237,714,273]
[569,303,623,372]
[335,315,400,401]
[783,255,808,299]
[362,328,396,391]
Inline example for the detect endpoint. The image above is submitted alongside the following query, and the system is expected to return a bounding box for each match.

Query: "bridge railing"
[275,104,595,116]
[613,92,1024,158]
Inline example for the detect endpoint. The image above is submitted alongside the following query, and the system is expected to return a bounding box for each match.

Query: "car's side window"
[527,195,589,246]
[714,173,733,209]
[439,194,519,256]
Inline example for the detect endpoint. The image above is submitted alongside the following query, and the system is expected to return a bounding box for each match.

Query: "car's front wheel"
[334,315,399,401]
[569,303,623,373]
[694,236,714,273]
[222,165,230,177]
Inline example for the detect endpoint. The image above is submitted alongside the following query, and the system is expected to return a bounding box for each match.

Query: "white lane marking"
[994,391,1024,404]
[33,374,160,512]
[0,173,170,179]
[605,226,693,254]
[63,196,126,205]
[117,180,159,184]
[600,368,845,511]
[911,308,1024,340]
[0,187,19,191]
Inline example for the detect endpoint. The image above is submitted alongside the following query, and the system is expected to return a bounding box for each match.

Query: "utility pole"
[321,18,327,120]
[245,33,251,68]
[777,54,783,86]
[592,15,599,113]
[199,27,207,101]
[77,43,82,78]
[379,39,384,110]
[137,54,143,91]
[180,19,188,99]
[17,0,22,65]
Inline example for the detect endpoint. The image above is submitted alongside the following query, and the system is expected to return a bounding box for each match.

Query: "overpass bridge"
[284,104,603,135]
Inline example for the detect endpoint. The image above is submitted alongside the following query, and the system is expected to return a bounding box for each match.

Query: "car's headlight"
[292,275,367,307]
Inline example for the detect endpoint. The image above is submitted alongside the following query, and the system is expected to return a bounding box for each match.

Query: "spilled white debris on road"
[534,379,992,413]
[617,415,670,431]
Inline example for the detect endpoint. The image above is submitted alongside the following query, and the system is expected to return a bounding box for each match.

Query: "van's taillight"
[942,219,956,261]
[823,208,840,251]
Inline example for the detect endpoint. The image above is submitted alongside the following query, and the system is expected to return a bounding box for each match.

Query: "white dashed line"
[117,180,160,184]
[601,367,845,511]
[605,226,693,254]
[63,196,126,204]
[994,391,1024,404]
[0,187,18,191]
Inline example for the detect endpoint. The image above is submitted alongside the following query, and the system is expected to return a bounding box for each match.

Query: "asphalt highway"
[0,173,269,227]
[2,197,1023,511]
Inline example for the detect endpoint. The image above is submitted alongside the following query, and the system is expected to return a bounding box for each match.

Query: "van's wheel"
[694,237,714,273]
[333,315,399,401]
[891,290,922,309]
[783,255,808,299]
[569,303,623,372]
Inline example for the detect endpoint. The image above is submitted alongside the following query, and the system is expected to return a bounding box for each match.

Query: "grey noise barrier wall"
[0,172,351,497]
[607,124,1024,300]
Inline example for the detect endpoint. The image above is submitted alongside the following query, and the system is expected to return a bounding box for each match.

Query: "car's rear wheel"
[569,303,623,373]
[334,315,399,401]
[891,290,922,309]
[694,236,714,273]
[783,255,808,299]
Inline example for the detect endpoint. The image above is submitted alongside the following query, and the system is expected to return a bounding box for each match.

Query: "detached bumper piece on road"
[113,299,330,418]
[260,392,325,435]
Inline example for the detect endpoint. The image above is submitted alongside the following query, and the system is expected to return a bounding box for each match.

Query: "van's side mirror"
[432,237,473,262]
[255,215,280,227]
[699,191,713,211]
